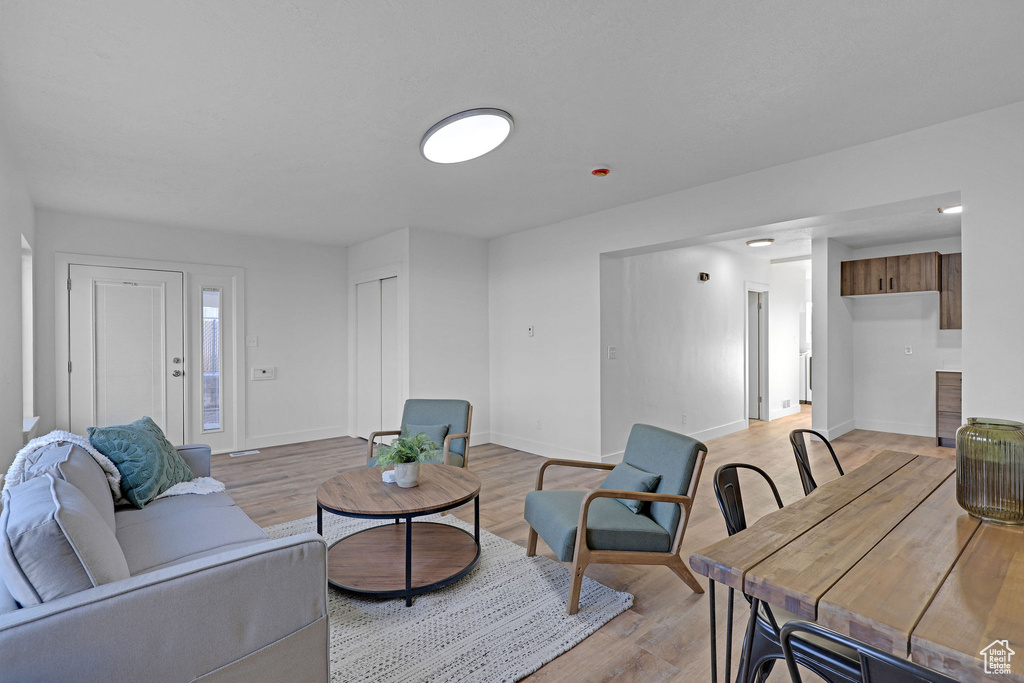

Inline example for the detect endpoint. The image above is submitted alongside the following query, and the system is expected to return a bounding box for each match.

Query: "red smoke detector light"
[591,168,610,177]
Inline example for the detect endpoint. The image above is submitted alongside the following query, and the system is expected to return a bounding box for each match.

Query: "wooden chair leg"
[526,527,538,557]
[566,561,587,615]
[668,555,705,594]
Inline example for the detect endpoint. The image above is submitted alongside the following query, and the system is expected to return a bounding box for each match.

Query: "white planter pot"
[394,462,421,488]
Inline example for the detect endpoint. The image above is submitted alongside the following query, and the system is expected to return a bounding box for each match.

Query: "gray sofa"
[0,441,328,682]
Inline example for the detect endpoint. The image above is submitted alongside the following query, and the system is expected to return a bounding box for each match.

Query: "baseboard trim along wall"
[490,432,597,462]
[241,426,350,452]
[689,419,747,443]
[821,420,856,442]
[852,419,933,439]
[769,405,802,421]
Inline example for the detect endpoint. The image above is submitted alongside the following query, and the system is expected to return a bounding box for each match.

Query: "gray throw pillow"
[88,416,193,508]
[0,474,130,606]
[401,423,449,451]
[599,462,663,514]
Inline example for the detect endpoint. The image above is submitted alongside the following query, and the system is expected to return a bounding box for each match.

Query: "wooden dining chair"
[713,463,858,683]
[789,429,845,496]
[524,424,706,615]
[781,621,958,683]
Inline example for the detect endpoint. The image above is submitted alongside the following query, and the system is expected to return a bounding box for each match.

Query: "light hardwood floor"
[212,406,952,682]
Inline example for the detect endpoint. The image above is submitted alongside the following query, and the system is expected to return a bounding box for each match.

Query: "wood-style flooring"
[212,406,952,682]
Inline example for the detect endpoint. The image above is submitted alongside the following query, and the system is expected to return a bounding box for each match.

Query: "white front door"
[68,264,186,443]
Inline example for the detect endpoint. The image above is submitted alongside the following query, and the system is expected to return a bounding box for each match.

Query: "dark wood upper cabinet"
[840,251,941,296]
[940,252,962,330]
[841,258,887,296]
[886,252,941,293]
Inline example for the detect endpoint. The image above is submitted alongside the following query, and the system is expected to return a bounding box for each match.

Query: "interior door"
[68,265,186,443]
[355,276,401,439]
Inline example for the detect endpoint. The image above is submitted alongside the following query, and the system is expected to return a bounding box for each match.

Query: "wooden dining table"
[689,450,1024,682]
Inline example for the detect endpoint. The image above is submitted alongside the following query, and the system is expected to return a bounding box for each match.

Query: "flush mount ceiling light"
[421,108,513,164]
[938,205,963,214]
[746,238,775,248]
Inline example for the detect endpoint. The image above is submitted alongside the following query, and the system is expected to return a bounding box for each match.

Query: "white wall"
[490,101,1024,461]
[408,229,490,443]
[768,261,806,420]
[847,236,962,437]
[34,209,348,450]
[0,137,35,471]
[600,246,770,459]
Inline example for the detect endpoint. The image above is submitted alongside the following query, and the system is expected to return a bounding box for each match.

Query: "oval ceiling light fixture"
[938,205,963,214]
[746,238,775,248]
[421,108,514,164]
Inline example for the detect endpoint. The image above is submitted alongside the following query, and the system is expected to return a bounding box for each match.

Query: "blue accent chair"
[524,424,708,614]
[366,399,473,467]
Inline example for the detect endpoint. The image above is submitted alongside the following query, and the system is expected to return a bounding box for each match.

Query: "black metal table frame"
[317,494,480,606]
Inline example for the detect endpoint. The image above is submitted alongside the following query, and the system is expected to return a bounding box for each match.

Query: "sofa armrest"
[0,533,328,683]
[177,443,212,477]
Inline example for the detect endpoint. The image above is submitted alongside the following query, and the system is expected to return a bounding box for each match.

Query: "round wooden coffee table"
[315,464,481,606]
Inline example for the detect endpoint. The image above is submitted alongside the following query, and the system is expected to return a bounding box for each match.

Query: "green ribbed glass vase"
[955,418,1024,524]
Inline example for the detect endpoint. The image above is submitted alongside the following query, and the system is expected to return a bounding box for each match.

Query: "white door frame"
[347,263,409,437]
[55,252,246,450]
[744,281,770,423]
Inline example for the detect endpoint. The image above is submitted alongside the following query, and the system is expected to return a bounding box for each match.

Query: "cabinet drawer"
[936,371,961,387]
[937,390,962,413]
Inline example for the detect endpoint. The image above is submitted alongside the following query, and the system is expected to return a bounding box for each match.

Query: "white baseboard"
[601,450,625,464]
[769,405,802,421]
[244,426,350,450]
[821,420,856,441]
[690,419,748,443]
[490,432,598,462]
[469,431,491,447]
[853,419,933,438]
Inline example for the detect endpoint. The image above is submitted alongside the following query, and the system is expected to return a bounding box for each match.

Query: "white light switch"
[251,367,275,380]
[527,326,534,337]
[607,346,618,360]
[904,345,913,355]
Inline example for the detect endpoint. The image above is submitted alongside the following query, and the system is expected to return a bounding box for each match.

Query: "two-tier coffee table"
[316,464,481,606]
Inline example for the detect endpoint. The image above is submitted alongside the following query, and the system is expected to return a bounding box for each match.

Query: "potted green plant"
[374,432,440,488]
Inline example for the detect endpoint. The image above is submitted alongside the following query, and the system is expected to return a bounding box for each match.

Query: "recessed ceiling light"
[938,205,963,214]
[746,238,775,248]
[421,108,513,164]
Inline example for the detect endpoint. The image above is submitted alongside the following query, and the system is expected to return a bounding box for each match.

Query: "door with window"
[68,265,186,443]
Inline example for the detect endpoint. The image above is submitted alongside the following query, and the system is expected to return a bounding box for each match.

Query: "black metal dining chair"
[780,621,958,683]
[789,429,844,496]
[712,463,858,683]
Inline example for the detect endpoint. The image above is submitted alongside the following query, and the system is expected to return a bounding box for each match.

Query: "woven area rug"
[265,513,633,683]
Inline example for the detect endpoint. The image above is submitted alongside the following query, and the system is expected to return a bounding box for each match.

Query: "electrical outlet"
[527,326,534,337]
[607,346,617,360]
[245,336,258,347]
[536,420,543,430]
[682,413,687,426]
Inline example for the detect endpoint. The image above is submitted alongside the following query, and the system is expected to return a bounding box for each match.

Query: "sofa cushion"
[4,443,116,532]
[116,505,268,575]
[598,462,662,514]
[0,474,130,606]
[88,416,194,508]
[115,492,236,530]
[524,489,671,562]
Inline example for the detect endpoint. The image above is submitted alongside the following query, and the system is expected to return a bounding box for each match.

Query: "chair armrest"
[366,430,402,464]
[176,443,211,477]
[534,459,616,491]
[441,431,471,466]
[0,534,328,682]
[576,489,694,553]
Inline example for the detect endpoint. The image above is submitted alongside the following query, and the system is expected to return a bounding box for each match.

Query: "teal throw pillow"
[599,462,662,514]
[401,423,449,452]
[87,417,193,508]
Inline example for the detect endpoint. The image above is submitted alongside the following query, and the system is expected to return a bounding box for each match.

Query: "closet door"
[355,277,401,439]
[355,280,382,439]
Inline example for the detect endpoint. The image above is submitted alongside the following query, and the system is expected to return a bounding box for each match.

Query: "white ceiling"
[1,1,1022,246]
